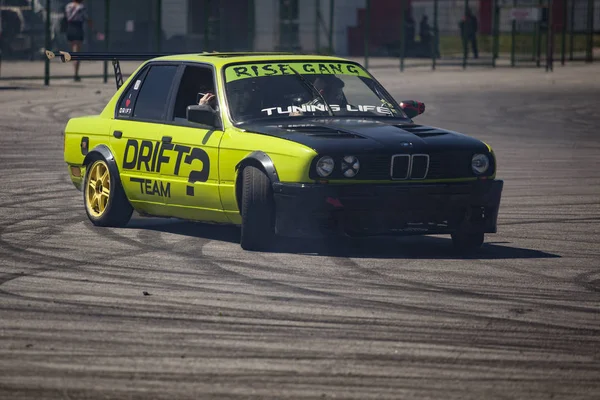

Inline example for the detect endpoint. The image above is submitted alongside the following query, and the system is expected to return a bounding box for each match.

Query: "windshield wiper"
[289,67,335,117]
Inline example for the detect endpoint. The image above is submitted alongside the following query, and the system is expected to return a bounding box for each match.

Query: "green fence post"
[287,1,293,50]
[248,0,255,51]
[204,0,210,51]
[569,0,574,60]
[315,0,320,52]
[462,0,469,69]
[561,0,567,65]
[532,7,538,62]
[511,0,516,67]
[328,0,334,54]
[492,0,499,67]
[586,0,594,62]
[44,0,51,86]
[103,0,110,83]
[546,0,553,71]
[0,18,2,78]
[364,0,370,69]
[593,0,596,63]
[431,0,438,70]
[400,1,405,72]
[156,0,162,52]
[533,3,537,62]
[29,0,35,61]
[535,0,542,66]
[0,0,4,77]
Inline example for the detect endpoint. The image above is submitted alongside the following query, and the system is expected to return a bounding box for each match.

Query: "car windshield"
[223,61,406,123]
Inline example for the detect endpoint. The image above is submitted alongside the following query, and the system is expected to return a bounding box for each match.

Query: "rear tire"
[83,157,133,227]
[240,166,276,251]
[451,231,484,253]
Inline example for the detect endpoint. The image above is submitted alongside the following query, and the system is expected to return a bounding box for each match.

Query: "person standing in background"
[419,14,432,56]
[65,0,93,81]
[459,7,478,59]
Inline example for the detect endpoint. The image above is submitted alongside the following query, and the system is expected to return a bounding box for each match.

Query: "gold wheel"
[85,160,111,218]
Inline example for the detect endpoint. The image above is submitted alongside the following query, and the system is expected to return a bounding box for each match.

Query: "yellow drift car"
[48,51,503,251]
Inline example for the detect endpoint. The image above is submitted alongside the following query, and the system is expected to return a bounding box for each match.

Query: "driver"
[291,75,346,116]
[312,75,346,106]
[227,79,263,121]
[198,89,217,110]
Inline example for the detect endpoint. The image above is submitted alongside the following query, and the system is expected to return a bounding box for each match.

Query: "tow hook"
[326,197,344,208]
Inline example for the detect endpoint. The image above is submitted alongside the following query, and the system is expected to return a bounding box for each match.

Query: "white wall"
[252,0,366,55]
[332,0,366,55]
[161,0,187,39]
[254,0,278,51]
[298,0,315,52]
[303,0,367,55]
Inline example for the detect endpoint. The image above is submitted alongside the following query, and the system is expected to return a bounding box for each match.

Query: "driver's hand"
[199,93,215,105]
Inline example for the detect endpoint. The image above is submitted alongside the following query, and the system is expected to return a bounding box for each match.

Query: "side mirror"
[186,104,219,127]
[399,100,425,119]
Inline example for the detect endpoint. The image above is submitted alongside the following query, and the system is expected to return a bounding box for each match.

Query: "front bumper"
[272,180,503,238]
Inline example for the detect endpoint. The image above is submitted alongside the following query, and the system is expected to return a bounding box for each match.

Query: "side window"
[130,65,178,121]
[117,67,148,118]
[172,65,217,122]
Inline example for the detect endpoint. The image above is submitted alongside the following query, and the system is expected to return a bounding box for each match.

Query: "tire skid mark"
[0,235,159,301]
[78,223,329,296]
[203,260,600,333]
[0,186,74,205]
[0,213,92,291]
[573,269,600,293]
[501,217,600,226]
[135,228,178,253]
[327,254,600,315]
[73,224,599,329]
[1,73,600,398]
[0,232,348,318]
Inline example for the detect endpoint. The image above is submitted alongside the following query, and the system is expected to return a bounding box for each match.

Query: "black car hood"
[239,118,488,154]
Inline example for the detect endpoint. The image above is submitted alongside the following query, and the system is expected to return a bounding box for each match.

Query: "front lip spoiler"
[271,180,504,238]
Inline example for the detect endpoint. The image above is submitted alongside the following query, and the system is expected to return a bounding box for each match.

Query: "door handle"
[162,136,172,143]
[113,130,123,139]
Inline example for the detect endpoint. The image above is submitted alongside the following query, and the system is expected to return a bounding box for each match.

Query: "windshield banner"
[225,62,370,82]
[261,104,394,116]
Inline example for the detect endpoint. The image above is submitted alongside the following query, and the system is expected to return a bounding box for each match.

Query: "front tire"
[83,157,133,227]
[240,166,276,251]
[451,231,484,253]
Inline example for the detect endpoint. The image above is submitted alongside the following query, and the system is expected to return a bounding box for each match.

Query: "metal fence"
[0,0,597,83]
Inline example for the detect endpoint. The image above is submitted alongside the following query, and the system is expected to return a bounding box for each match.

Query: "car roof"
[149,52,358,68]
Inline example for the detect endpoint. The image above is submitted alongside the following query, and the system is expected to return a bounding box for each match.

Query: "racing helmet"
[313,75,346,105]
[228,78,261,118]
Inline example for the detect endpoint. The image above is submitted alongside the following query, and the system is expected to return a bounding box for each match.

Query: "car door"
[109,62,180,215]
[159,63,227,223]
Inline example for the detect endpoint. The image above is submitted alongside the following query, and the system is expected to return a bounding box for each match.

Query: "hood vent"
[282,125,363,139]
[395,124,448,137]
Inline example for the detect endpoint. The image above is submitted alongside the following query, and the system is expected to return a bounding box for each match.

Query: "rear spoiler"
[45,50,179,90]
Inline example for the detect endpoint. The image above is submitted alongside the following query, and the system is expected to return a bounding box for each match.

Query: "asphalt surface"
[0,64,599,400]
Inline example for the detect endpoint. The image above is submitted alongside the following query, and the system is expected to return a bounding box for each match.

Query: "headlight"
[471,154,490,175]
[341,155,360,178]
[316,156,335,177]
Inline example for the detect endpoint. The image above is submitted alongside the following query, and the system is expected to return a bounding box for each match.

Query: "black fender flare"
[234,151,279,212]
[82,144,125,191]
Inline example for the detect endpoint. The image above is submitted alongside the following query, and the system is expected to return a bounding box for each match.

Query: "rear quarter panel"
[63,62,145,189]
[64,116,113,188]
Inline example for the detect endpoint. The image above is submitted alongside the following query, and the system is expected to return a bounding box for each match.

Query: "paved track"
[0,64,599,400]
